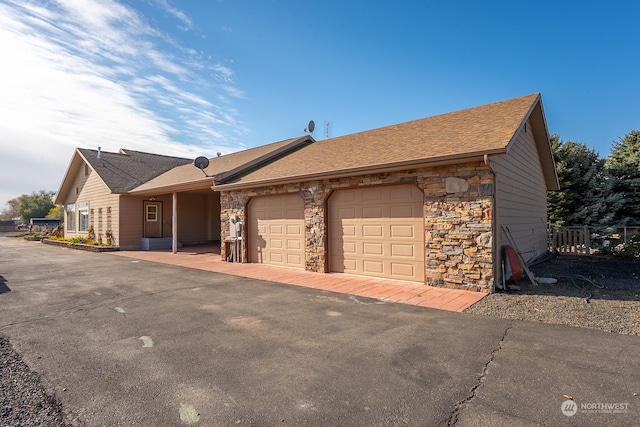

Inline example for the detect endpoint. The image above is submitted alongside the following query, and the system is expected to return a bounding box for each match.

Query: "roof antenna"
[192,156,213,177]
[97,147,102,159]
[304,120,315,135]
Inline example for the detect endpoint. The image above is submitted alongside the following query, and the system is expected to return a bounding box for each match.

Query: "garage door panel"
[342,242,357,254]
[287,239,301,250]
[363,260,384,274]
[363,242,384,256]
[269,224,283,235]
[329,185,424,282]
[287,254,302,264]
[342,225,356,236]
[286,209,302,219]
[286,224,302,235]
[362,188,383,202]
[390,205,416,218]
[390,224,415,238]
[248,194,305,269]
[362,225,383,237]
[391,244,415,257]
[391,263,416,277]
[338,207,356,219]
[343,259,356,270]
[390,185,416,200]
[362,206,383,218]
[269,211,283,220]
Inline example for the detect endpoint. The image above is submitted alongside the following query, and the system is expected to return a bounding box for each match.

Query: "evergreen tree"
[547,135,608,226]
[606,130,640,225]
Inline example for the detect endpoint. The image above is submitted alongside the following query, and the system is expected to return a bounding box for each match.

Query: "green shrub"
[601,234,640,258]
[69,236,89,244]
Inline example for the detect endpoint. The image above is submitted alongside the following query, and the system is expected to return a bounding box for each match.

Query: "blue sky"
[1,0,639,210]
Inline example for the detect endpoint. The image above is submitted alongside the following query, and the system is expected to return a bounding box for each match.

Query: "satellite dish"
[193,156,213,177]
[193,156,210,170]
[305,120,315,134]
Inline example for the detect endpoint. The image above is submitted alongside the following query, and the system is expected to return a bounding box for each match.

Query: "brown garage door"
[247,194,305,268]
[329,184,425,282]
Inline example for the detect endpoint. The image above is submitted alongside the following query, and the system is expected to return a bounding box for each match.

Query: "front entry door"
[144,201,162,238]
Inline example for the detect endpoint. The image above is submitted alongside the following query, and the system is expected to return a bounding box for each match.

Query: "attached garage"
[328,184,425,282]
[247,194,305,268]
[216,93,559,293]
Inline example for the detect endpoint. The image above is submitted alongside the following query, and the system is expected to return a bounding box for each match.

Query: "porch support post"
[172,192,178,254]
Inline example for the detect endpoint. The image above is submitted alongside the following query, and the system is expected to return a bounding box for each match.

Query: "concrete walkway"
[112,244,486,312]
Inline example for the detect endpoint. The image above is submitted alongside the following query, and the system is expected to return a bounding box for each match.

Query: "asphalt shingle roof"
[217,93,543,188]
[130,137,311,193]
[78,148,192,193]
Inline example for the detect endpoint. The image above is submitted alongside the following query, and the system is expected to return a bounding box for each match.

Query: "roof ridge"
[212,136,306,159]
[77,147,191,161]
[322,93,541,142]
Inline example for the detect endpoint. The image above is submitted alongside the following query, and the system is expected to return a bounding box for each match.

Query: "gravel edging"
[465,256,640,336]
[0,335,71,426]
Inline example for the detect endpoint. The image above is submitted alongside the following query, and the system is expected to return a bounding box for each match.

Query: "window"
[78,202,89,232]
[66,204,75,232]
[146,205,158,221]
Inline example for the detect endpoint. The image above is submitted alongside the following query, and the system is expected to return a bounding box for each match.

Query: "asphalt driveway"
[0,237,638,426]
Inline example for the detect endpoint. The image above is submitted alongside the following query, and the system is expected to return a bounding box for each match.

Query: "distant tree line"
[548,129,640,226]
[0,190,61,224]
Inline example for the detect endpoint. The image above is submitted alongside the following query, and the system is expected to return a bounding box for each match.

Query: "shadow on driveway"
[0,275,10,294]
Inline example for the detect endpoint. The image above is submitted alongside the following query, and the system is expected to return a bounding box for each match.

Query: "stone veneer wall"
[219,161,495,292]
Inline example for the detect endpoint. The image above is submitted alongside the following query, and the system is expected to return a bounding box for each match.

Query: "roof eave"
[213,135,315,182]
[213,150,502,192]
[54,149,81,204]
[128,178,214,196]
[55,149,114,204]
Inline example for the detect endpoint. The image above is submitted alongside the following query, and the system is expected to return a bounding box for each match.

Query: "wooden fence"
[549,226,640,255]
[549,227,591,255]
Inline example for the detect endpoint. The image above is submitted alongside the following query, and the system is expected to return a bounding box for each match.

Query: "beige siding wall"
[490,119,549,273]
[119,192,221,249]
[176,193,220,245]
[61,164,119,245]
[119,196,147,249]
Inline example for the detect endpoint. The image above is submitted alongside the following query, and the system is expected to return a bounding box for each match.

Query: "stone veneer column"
[418,162,494,292]
[302,182,332,272]
[219,190,249,261]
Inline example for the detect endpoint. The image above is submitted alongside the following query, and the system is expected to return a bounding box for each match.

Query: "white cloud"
[0,0,247,209]
[156,0,194,31]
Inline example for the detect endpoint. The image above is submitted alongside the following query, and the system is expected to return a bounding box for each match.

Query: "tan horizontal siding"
[119,196,146,249]
[491,121,549,270]
[177,193,220,245]
[62,166,119,245]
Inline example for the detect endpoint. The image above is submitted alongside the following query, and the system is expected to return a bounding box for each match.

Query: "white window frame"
[78,202,89,232]
[66,204,76,232]
[146,204,158,222]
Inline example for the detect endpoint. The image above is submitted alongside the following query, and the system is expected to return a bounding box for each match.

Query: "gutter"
[214,149,505,191]
[128,178,214,196]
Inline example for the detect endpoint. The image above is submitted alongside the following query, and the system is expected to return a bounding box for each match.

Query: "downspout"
[484,154,499,293]
[172,192,178,254]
